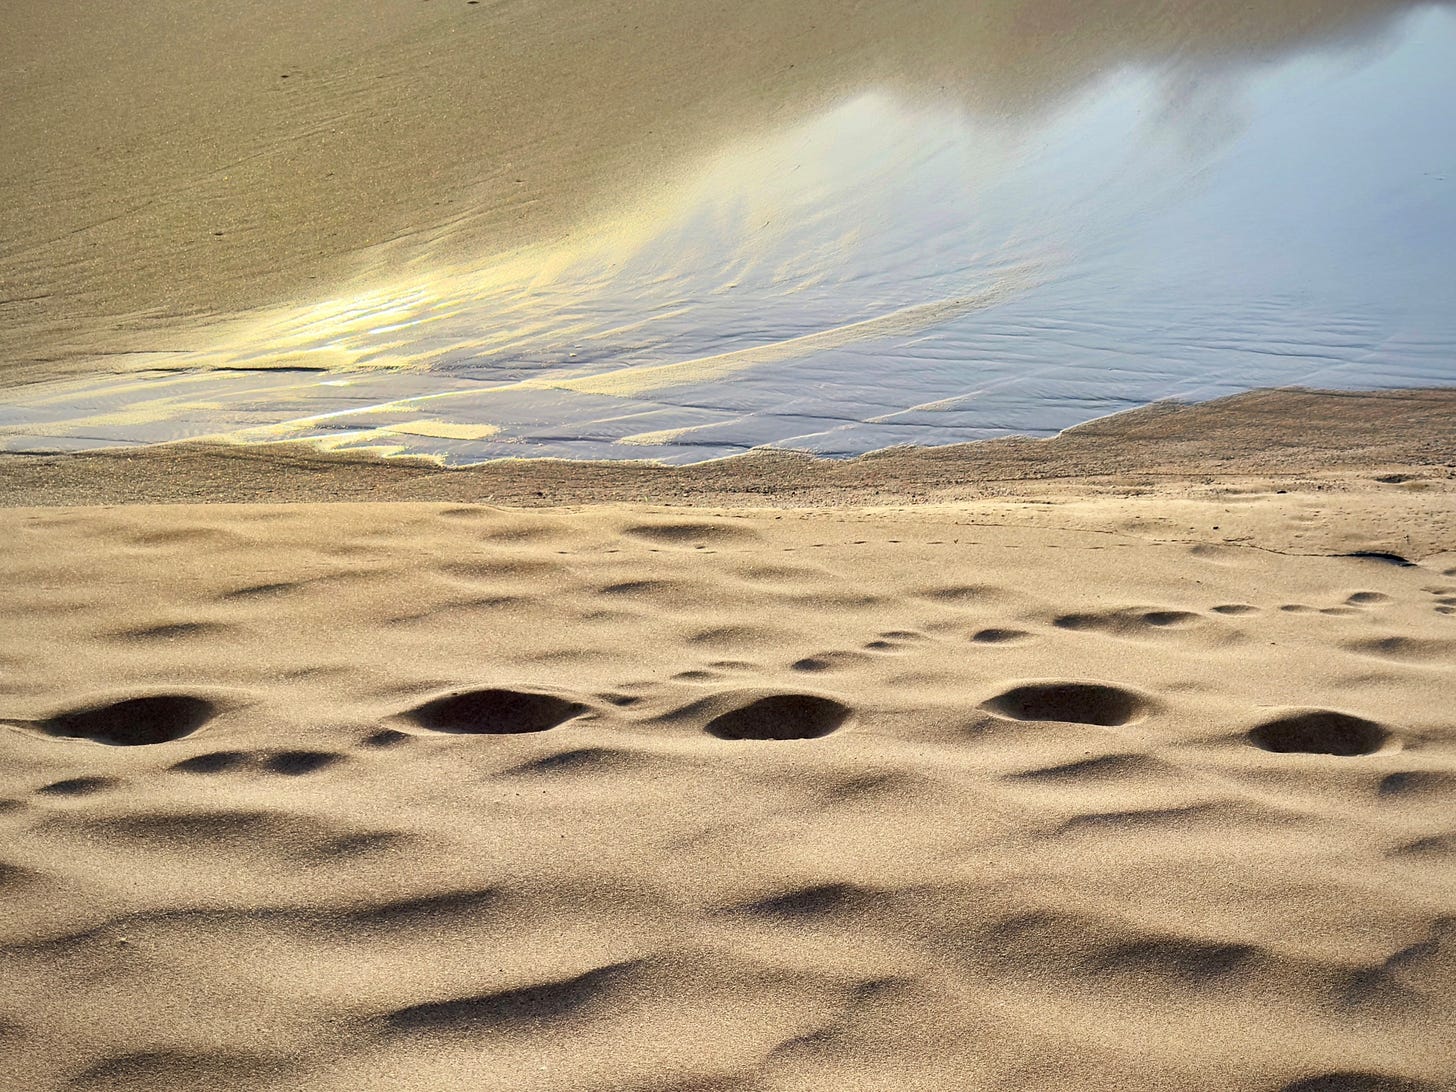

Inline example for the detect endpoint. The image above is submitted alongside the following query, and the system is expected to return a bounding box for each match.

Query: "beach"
[3,1,1456,1089]
[3,450,1455,1091]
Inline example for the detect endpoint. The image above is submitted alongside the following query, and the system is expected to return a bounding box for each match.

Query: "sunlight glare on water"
[2,5,1453,462]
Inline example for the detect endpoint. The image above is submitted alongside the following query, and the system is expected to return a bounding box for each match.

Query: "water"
[2,4,1453,463]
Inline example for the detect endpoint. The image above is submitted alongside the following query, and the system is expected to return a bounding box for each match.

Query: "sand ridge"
[1,487,1453,1091]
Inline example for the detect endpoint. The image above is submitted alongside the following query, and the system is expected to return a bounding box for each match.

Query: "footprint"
[1377,771,1456,798]
[1343,636,1456,664]
[171,751,251,774]
[672,670,722,682]
[1247,710,1389,756]
[1053,609,1203,636]
[971,628,1033,645]
[222,581,305,600]
[982,682,1148,727]
[37,776,118,797]
[1089,934,1259,985]
[384,960,645,1033]
[1346,592,1392,606]
[31,694,216,746]
[505,747,643,777]
[916,585,995,605]
[1005,754,1161,782]
[1340,551,1416,568]
[862,640,902,653]
[263,750,342,775]
[730,881,880,920]
[705,694,851,741]
[67,1050,296,1092]
[109,621,229,642]
[360,729,411,749]
[169,750,343,775]
[623,521,756,547]
[1210,604,1259,616]
[1274,1071,1443,1092]
[405,689,587,735]
[791,651,869,673]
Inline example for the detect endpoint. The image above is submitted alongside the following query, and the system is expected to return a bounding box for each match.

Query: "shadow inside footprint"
[1248,711,1389,756]
[37,776,117,797]
[406,689,586,735]
[735,881,876,919]
[1275,1072,1442,1092]
[264,750,342,775]
[705,694,850,741]
[39,695,216,746]
[170,750,249,774]
[983,682,1146,727]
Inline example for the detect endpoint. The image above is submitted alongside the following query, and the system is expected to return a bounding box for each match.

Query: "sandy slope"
[2,484,1453,1091]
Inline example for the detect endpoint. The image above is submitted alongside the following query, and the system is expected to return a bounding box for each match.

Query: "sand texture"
[2,481,1454,1091]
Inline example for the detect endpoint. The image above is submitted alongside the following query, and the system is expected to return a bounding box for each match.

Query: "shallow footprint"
[31,694,216,746]
[406,689,587,735]
[982,682,1148,727]
[705,694,851,741]
[1247,710,1389,756]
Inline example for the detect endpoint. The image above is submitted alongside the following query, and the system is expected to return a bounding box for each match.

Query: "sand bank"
[2,453,1454,1090]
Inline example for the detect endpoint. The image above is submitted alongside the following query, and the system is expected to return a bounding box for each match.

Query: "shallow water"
[2,5,1453,463]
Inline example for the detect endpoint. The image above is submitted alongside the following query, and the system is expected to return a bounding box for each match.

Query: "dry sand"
[2,391,1454,1091]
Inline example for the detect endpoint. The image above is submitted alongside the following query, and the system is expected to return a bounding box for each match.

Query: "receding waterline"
[2,6,1453,464]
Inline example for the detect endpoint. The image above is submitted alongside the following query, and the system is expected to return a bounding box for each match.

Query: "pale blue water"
[2,5,1453,462]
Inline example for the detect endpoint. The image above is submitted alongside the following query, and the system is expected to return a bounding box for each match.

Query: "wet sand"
[2,387,1451,508]
[0,0,1439,387]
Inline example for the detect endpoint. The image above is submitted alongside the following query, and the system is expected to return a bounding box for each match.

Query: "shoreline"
[2,386,1450,509]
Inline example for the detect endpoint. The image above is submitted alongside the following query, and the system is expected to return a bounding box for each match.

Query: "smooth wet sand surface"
[5,1,1453,466]
[2,472,1455,1091]
[4,0,1424,375]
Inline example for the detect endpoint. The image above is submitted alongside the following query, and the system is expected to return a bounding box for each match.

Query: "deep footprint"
[705,694,851,740]
[37,694,216,746]
[983,682,1146,727]
[406,689,586,735]
[1248,711,1390,756]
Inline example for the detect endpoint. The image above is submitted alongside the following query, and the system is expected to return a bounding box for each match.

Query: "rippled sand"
[3,6,1454,1088]
[3,472,1454,1091]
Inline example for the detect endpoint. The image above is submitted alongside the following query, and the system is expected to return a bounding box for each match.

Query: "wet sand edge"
[1,386,1451,508]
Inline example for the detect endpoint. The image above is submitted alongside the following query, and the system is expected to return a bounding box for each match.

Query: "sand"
[0,0,1430,386]
[3,421,1455,1090]
[4,2,1455,1087]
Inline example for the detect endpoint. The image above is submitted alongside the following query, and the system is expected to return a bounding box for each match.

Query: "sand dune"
[2,476,1453,1091]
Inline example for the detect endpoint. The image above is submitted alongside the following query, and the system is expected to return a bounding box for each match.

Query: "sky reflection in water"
[2,5,1453,462]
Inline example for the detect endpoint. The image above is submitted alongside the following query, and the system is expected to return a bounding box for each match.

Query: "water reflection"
[1,3,1452,462]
